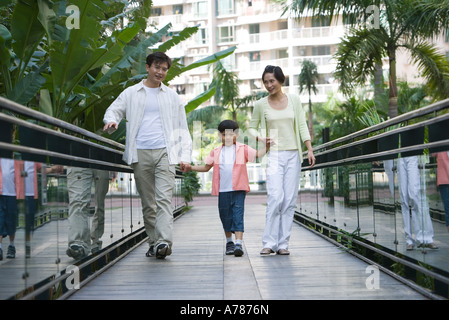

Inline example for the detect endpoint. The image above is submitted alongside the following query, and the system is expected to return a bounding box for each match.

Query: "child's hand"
[180,162,191,172]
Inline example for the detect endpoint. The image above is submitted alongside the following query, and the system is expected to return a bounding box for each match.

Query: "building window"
[249,23,259,34]
[216,0,234,16]
[311,16,331,27]
[151,7,161,16]
[277,49,288,59]
[217,25,235,43]
[278,20,288,30]
[195,28,208,45]
[312,46,331,56]
[250,52,260,62]
[194,1,208,19]
[173,4,183,14]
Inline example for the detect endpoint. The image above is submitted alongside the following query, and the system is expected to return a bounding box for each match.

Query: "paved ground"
[68,194,427,301]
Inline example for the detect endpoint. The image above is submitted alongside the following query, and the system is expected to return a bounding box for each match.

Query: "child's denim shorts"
[218,190,246,233]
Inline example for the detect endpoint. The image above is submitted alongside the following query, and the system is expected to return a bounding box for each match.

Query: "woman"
[248,65,315,255]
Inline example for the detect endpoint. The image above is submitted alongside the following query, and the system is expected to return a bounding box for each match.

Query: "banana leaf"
[0,24,11,95]
[164,46,236,83]
[185,87,216,114]
[11,0,45,81]
[90,23,172,92]
[8,62,47,105]
[49,0,141,118]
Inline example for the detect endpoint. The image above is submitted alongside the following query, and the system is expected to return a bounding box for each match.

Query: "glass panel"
[0,158,27,298]
[0,156,150,298]
[0,154,188,299]
[297,149,449,279]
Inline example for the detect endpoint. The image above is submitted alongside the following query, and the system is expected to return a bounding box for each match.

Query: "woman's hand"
[308,149,316,167]
[257,136,275,147]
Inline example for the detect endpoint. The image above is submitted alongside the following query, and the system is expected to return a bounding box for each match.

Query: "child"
[184,120,270,256]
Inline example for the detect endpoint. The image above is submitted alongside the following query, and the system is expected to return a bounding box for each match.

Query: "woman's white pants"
[262,150,301,251]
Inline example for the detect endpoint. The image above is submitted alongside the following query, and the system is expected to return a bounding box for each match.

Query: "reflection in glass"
[296,152,449,283]
[66,167,110,259]
[0,158,166,299]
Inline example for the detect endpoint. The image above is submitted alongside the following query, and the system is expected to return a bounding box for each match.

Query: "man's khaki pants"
[67,168,110,252]
[132,149,175,250]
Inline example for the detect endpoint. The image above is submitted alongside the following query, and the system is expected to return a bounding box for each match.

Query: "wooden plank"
[69,201,427,300]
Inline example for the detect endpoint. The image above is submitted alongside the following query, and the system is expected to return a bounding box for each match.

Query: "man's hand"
[103,122,118,134]
[180,162,191,173]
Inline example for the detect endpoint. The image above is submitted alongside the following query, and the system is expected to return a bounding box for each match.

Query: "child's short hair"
[218,120,239,133]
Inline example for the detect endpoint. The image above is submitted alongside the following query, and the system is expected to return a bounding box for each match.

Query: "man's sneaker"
[6,245,15,259]
[234,243,244,257]
[155,243,171,259]
[225,241,235,255]
[66,244,86,260]
[145,245,155,257]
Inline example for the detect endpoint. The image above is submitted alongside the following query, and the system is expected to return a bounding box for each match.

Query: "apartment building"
[148,0,345,105]
[147,0,449,107]
[146,0,449,193]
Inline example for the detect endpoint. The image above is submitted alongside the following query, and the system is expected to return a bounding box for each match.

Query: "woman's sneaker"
[234,243,244,257]
[225,241,235,255]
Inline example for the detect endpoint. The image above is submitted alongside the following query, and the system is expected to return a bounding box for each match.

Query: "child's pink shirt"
[205,142,257,196]
[434,152,449,186]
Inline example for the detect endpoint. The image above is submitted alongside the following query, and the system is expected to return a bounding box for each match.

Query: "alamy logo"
[65,265,80,290]
[65,5,80,30]
[366,5,380,30]
[365,265,380,290]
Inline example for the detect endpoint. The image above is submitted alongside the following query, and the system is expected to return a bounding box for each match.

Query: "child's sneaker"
[6,245,15,259]
[225,241,235,255]
[234,243,244,257]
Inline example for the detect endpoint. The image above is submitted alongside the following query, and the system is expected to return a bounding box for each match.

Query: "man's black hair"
[146,51,172,69]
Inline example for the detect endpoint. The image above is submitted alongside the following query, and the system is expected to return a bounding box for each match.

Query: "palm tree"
[211,60,241,121]
[283,0,449,119]
[188,60,266,128]
[298,59,319,137]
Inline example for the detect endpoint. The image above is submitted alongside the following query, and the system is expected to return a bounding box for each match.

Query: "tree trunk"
[388,49,398,119]
[308,94,313,138]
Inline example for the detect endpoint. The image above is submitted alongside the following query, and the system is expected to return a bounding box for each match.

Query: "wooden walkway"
[68,196,427,301]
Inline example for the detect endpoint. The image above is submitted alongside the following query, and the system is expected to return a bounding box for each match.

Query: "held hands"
[257,136,275,148]
[180,162,191,173]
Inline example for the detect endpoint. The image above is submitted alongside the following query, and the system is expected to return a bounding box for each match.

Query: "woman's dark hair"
[218,120,239,133]
[262,65,285,84]
[146,52,172,69]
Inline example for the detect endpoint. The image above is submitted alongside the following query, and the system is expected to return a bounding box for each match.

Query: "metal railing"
[0,97,186,300]
[297,98,449,299]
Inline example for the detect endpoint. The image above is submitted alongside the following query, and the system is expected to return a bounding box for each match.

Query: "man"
[103,52,192,259]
